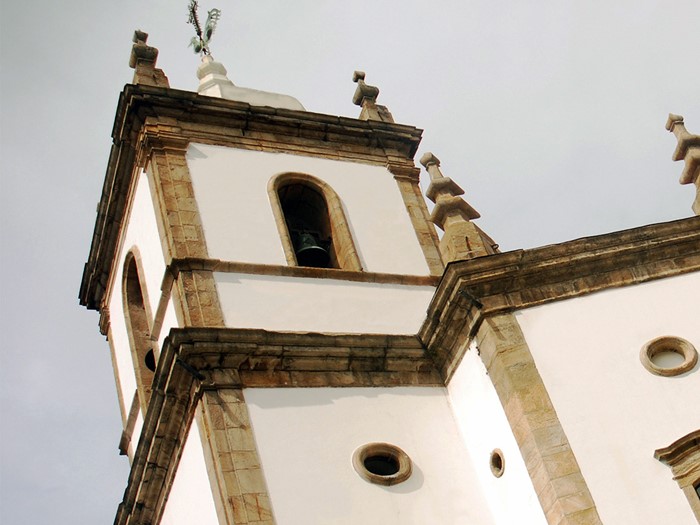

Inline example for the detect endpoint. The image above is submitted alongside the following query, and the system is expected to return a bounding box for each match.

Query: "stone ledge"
[170,257,438,287]
[169,327,442,388]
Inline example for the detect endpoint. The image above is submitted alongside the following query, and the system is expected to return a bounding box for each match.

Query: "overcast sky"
[1,1,698,523]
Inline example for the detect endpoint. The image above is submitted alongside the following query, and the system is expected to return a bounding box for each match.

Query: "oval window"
[352,443,412,486]
[640,336,698,377]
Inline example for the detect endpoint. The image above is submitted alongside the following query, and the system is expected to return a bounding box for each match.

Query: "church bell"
[293,232,330,268]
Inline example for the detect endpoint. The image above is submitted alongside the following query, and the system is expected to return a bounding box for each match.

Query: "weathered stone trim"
[118,392,140,457]
[171,328,442,388]
[99,306,111,336]
[175,269,225,328]
[169,257,438,287]
[654,429,700,520]
[388,163,444,276]
[106,327,128,429]
[199,389,275,524]
[122,248,157,412]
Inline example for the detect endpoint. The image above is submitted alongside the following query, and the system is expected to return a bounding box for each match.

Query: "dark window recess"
[145,349,156,372]
[364,455,400,477]
[695,481,700,500]
[278,183,336,269]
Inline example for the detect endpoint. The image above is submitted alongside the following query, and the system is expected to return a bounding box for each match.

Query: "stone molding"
[168,257,439,287]
[169,328,441,388]
[80,84,424,312]
[654,429,700,520]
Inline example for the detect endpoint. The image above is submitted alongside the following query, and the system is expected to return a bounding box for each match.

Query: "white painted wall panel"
[448,344,548,524]
[160,420,219,525]
[517,273,700,524]
[245,387,495,525]
[187,144,431,275]
[107,171,167,423]
[215,272,434,333]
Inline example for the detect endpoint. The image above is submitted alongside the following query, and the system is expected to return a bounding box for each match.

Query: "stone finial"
[129,30,170,88]
[420,152,440,169]
[421,152,497,262]
[352,71,394,123]
[666,114,700,215]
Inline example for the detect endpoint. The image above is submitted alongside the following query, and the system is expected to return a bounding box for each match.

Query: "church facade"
[79,33,700,524]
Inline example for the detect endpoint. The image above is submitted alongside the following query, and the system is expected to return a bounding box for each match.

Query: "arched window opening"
[123,251,155,414]
[269,173,363,271]
[279,183,335,268]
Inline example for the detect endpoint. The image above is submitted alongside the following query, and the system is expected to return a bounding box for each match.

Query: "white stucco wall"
[107,171,167,422]
[516,272,700,524]
[186,144,431,275]
[161,419,219,525]
[216,272,434,333]
[105,171,181,459]
[448,344,548,524]
[245,387,495,525]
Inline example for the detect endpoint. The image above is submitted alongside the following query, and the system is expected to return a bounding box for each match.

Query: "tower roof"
[196,55,305,111]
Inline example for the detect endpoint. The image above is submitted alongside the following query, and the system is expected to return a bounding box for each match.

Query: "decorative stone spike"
[420,152,498,262]
[666,114,700,215]
[129,30,170,88]
[352,71,394,123]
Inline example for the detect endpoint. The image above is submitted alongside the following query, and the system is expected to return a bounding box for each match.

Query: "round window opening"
[640,336,698,377]
[353,443,412,486]
[490,449,505,478]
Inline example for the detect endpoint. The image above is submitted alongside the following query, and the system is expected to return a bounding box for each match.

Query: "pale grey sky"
[1,1,698,523]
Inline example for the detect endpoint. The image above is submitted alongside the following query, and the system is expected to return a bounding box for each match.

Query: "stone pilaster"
[476,314,602,524]
[141,123,225,328]
[200,388,275,525]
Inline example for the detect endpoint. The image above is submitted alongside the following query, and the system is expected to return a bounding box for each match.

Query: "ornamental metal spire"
[187,0,221,56]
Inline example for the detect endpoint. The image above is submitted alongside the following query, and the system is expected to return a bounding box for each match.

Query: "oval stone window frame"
[640,336,698,377]
[490,448,505,478]
[352,443,412,486]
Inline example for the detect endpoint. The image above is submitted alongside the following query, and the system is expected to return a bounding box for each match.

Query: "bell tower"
[80,30,514,524]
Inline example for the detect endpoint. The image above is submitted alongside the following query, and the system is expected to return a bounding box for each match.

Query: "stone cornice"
[79,84,423,311]
[420,216,700,379]
[654,429,700,470]
[169,257,438,287]
[170,328,441,388]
